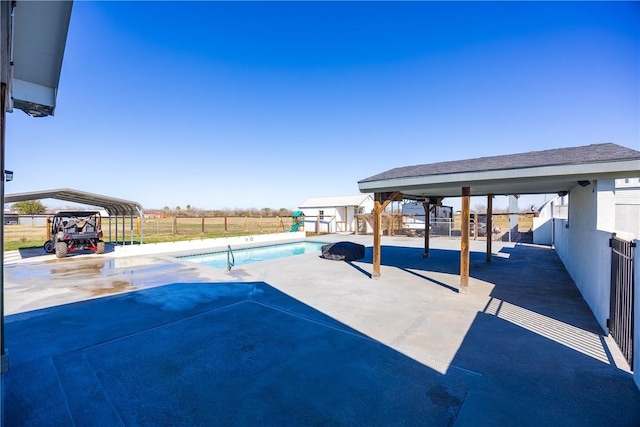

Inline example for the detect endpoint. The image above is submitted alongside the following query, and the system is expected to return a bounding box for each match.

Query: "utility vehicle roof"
[53,211,100,217]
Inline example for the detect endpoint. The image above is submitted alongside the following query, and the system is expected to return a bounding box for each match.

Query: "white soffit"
[11,0,73,117]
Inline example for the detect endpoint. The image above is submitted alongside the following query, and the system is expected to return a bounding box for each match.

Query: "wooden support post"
[201,215,205,234]
[372,191,402,279]
[373,201,382,278]
[260,216,263,233]
[423,201,430,258]
[354,215,359,235]
[316,216,320,233]
[460,187,470,293]
[173,216,177,236]
[224,216,228,233]
[244,216,248,232]
[486,195,493,263]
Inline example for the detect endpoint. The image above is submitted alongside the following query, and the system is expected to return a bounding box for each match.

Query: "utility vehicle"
[44,211,105,258]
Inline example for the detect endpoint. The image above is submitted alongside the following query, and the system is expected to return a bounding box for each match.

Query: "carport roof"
[358,143,640,198]
[5,188,143,216]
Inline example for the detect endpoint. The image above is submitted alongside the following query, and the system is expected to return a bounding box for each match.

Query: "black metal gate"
[609,235,635,368]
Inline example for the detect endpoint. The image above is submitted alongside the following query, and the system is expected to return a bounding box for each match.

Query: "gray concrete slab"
[3,235,640,425]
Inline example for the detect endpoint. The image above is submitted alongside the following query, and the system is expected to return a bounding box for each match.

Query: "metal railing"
[609,234,635,367]
[226,245,235,272]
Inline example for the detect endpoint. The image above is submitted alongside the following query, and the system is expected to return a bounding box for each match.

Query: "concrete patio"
[3,235,640,426]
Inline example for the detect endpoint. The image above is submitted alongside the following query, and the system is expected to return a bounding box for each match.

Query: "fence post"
[224,216,228,233]
[474,213,478,240]
[260,216,263,233]
[201,215,205,234]
[172,216,177,235]
[244,216,248,232]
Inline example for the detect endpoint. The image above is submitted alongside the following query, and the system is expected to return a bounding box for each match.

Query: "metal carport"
[358,143,640,291]
[5,188,144,246]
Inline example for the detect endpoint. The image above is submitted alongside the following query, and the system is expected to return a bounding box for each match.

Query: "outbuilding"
[298,194,374,234]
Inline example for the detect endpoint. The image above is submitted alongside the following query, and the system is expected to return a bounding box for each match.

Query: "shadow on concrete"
[399,267,460,293]
[357,244,604,335]
[451,311,640,426]
[345,260,372,278]
[351,243,640,424]
[15,243,117,260]
[5,278,640,426]
[4,282,475,426]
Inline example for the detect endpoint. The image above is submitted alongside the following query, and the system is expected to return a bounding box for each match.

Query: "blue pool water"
[180,241,327,269]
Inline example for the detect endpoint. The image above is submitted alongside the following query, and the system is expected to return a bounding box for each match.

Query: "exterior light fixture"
[4,170,13,182]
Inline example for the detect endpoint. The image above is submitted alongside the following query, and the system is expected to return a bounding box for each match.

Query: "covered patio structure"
[358,143,640,292]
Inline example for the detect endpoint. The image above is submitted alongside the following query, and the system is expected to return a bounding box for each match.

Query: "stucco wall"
[616,204,640,239]
[556,182,639,390]
[554,181,615,333]
[532,217,553,245]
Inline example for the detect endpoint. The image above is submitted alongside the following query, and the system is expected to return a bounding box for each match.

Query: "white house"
[298,195,374,234]
[534,177,640,244]
[615,177,640,238]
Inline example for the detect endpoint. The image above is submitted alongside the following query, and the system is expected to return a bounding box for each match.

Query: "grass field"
[2,216,297,251]
[3,213,536,251]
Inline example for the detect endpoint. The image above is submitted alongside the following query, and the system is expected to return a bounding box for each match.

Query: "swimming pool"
[179,241,327,269]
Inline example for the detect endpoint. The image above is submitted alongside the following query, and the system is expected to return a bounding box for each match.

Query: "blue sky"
[5,1,639,211]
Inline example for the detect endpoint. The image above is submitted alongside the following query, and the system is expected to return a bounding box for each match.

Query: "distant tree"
[12,200,46,215]
[186,204,191,210]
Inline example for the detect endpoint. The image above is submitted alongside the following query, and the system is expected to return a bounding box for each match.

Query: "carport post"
[486,195,493,263]
[460,187,470,292]
[139,209,144,244]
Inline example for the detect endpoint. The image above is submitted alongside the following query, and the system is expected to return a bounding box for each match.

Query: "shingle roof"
[359,143,640,183]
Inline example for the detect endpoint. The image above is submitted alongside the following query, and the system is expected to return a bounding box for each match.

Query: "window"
[319,210,324,221]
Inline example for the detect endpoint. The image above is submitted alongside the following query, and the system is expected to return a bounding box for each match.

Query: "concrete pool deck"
[4,235,640,425]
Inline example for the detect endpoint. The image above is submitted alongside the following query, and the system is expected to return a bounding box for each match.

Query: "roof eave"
[10,1,73,117]
[358,159,640,198]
